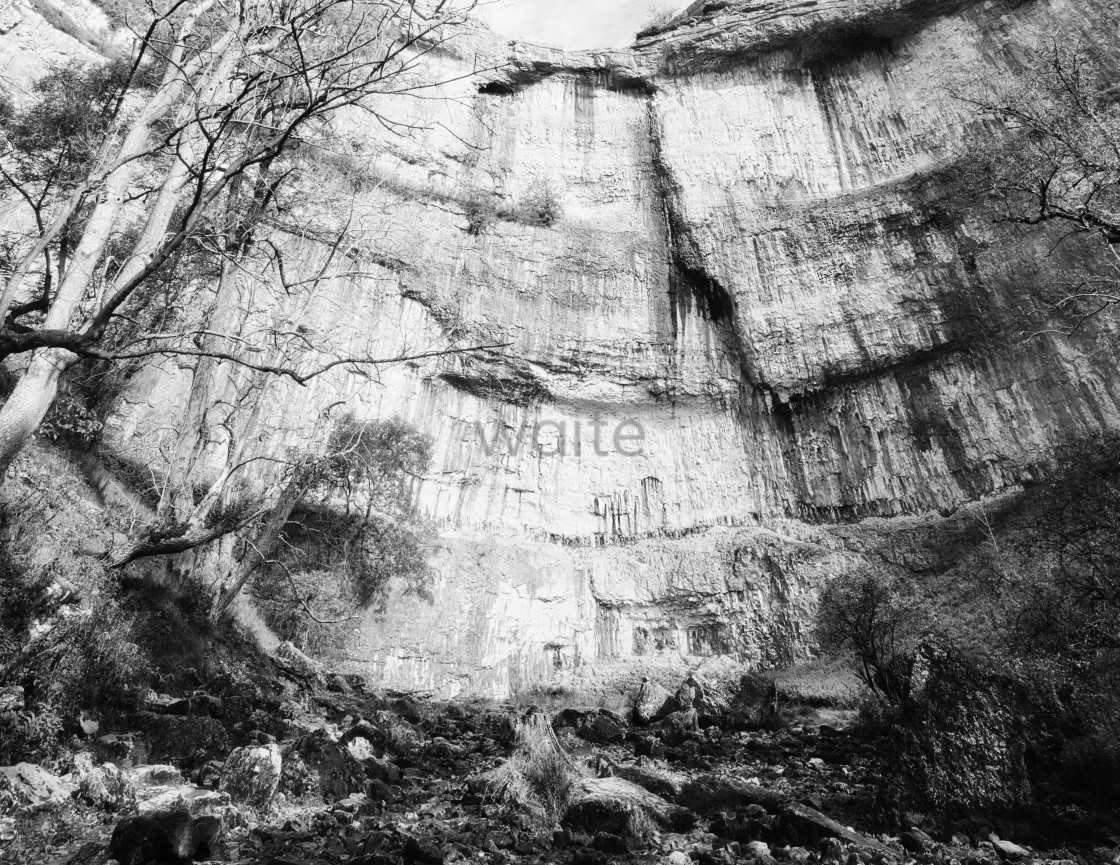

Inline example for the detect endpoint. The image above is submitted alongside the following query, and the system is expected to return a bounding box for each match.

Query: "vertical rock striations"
[7,0,1120,694]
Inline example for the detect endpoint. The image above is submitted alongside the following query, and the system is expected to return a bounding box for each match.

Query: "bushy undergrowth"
[816,432,1120,812]
[0,705,65,768]
[0,541,151,764]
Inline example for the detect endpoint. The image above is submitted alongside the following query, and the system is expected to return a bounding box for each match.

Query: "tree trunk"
[0,350,70,479]
[210,474,308,622]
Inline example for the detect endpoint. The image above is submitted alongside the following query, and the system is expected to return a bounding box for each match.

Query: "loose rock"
[634,679,676,725]
[0,763,70,810]
[109,811,221,865]
[219,743,282,808]
[73,752,136,811]
[562,776,696,837]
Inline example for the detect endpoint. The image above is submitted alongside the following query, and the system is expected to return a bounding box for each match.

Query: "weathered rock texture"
[5,0,1120,695]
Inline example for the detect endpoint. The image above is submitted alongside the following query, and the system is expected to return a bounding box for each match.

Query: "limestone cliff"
[4,0,1120,696]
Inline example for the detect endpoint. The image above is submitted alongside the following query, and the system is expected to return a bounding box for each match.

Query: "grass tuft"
[486,714,585,826]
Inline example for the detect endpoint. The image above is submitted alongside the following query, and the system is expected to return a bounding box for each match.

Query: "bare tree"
[210,412,431,620]
[98,212,444,604]
[0,0,501,480]
[955,38,1120,332]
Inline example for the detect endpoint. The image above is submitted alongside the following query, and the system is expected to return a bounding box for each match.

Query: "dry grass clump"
[486,714,585,826]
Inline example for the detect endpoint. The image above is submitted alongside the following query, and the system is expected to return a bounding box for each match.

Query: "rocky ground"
[0,644,1117,865]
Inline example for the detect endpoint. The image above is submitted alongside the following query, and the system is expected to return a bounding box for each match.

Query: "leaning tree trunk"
[0,351,70,478]
[210,473,309,622]
[0,24,234,484]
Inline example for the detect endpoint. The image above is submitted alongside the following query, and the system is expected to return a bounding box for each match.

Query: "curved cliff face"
[89,0,1120,693]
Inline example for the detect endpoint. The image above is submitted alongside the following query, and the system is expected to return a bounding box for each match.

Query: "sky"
[474,0,692,50]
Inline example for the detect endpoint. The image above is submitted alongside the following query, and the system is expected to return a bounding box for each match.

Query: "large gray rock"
[219,744,282,808]
[652,709,699,745]
[73,752,136,811]
[0,763,71,811]
[109,812,222,865]
[633,680,676,725]
[679,774,788,814]
[613,764,681,800]
[133,713,229,769]
[554,707,629,745]
[562,776,696,837]
[275,641,322,680]
[889,643,1034,813]
[281,729,367,803]
[776,802,899,859]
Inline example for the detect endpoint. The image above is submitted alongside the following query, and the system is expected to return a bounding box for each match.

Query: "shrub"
[5,595,152,729]
[1056,727,1120,804]
[512,683,577,711]
[487,714,583,825]
[6,56,138,182]
[522,178,563,227]
[38,388,104,446]
[505,178,563,227]
[636,4,679,38]
[853,695,900,740]
[1003,432,1120,657]
[0,707,65,768]
[251,416,435,660]
[43,600,152,722]
[464,193,496,235]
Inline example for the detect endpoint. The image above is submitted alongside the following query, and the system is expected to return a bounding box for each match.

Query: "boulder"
[129,764,184,787]
[710,811,764,843]
[900,828,935,854]
[989,835,1030,861]
[365,755,401,785]
[132,713,229,769]
[347,736,373,760]
[633,679,676,726]
[343,711,428,756]
[634,735,666,759]
[679,774,788,814]
[219,744,282,808]
[653,709,699,744]
[163,694,222,718]
[553,708,629,745]
[889,643,1034,814]
[275,641,322,680]
[92,733,145,768]
[109,812,221,865]
[136,785,235,822]
[73,752,136,811]
[775,802,898,858]
[687,673,733,719]
[562,776,696,837]
[613,764,681,799]
[281,728,367,803]
[0,763,71,810]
